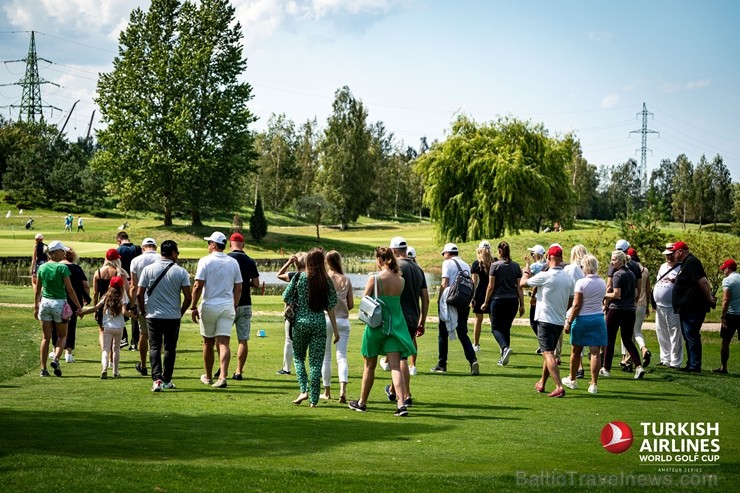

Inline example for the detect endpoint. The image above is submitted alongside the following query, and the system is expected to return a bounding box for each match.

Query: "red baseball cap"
[669,241,688,252]
[626,247,637,256]
[230,232,244,243]
[106,248,121,261]
[110,276,124,289]
[547,245,563,257]
[720,259,737,271]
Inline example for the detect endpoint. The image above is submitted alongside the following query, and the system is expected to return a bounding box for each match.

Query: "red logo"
[601,421,634,454]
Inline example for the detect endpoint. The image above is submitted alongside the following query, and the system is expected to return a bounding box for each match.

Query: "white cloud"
[685,79,711,90]
[601,92,620,108]
[3,0,134,34]
[586,30,613,42]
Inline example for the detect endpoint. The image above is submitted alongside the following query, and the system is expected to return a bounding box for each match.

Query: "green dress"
[361,280,417,359]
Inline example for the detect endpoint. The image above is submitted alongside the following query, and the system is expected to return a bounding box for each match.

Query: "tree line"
[0,0,736,241]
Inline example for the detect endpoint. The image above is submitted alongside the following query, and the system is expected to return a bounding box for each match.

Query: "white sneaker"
[409,366,417,376]
[48,351,55,360]
[163,381,176,389]
[562,375,578,390]
[634,366,645,379]
[473,344,480,352]
[501,347,513,366]
[379,357,390,371]
[588,384,598,394]
[599,368,611,377]
[65,353,75,363]
[151,379,163,392]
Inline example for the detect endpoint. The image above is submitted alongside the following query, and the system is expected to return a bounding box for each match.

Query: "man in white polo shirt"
[129,237,161,374]
[191,232,243,389]
[521,245,573,398]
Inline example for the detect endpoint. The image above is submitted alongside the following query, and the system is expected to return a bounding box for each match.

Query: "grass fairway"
[0,297,738,492]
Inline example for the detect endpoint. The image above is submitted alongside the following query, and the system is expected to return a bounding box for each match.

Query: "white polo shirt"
[195,252,243,307]
[526,266,573,325]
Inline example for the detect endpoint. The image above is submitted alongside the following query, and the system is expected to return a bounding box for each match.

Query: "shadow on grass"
[0,409,451,460]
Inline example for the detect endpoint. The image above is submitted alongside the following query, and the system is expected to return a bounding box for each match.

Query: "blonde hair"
[581,254,599,275]
[611,250,628,265]
[570,244,588,265]
[294,252,307,269]
[476,246,493,273]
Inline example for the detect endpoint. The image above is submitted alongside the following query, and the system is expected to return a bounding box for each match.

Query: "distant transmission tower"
[630,102,659,189]
[0,31,61,122]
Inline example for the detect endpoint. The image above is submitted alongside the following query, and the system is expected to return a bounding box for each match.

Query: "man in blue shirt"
[715,259,740,374]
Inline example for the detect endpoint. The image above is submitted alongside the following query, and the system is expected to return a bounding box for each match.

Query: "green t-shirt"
[37,262,70,300]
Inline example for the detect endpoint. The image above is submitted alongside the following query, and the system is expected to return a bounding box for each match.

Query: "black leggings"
[604,309,641,371]
[489,297,519,352]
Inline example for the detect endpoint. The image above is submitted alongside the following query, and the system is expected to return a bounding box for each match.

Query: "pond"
[0,259,442,297]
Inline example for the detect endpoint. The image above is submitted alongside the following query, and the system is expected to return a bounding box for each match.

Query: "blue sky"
[1,0,739,180]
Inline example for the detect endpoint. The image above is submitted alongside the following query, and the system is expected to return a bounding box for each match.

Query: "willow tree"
[95,0,255,226]
[415,115,576,242]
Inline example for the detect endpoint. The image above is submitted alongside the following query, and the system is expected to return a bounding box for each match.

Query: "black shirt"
[471,260,490,301]
[610,266,636,311]
[607,260,642,281]
[117,243,142,275]
[398,258,427,330]
[228,250,260,306]
[672,253,709,314]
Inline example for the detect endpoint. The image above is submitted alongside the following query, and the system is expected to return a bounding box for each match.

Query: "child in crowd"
[81,276,129,379]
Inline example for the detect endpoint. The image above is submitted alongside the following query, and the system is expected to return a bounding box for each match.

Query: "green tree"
[672,154,694,228]
[249,195,267,241]
[294,118,320,196]
[692,155,714,228]
[415,115,576,241]
[254,114,298,211]
[95,0,255,226]
[710,154,732,227]
[648,158,677,220]
[732,183,740,234]
[296,194,336,241]
[319,86,374,229]
[571,152,599,219]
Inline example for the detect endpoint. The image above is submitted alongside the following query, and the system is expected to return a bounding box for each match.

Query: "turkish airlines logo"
[601,421,634,454]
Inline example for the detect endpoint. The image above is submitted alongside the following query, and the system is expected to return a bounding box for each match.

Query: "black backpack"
[446,258,475,309]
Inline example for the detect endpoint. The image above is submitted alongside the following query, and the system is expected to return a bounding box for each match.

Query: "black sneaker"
[276,369,291,375]
[430,365,447,373]
[394,406,408,417]
[120,339,129,348]
[128,344,138,351]
[135,363,148,376]
[384,384,397,402]
[214,368,221,379]
[643,350,652,368]
[232,373,243,380]
[404,397,413,407]
[576,369,585,379]
[40,369,50,377]
[348,400,366,412]
[50,359,62,377]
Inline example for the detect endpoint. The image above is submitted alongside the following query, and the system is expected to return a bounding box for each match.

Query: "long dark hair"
[104,284,124,317]
[325,250,344,275]
[498,241,511,262]
[306,248,330,312]
[375,247,400,274]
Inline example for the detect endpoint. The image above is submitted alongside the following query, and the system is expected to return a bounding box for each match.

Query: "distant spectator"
[31,233,48,289]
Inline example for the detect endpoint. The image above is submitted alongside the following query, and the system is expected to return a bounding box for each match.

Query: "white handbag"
[358,274,387,332]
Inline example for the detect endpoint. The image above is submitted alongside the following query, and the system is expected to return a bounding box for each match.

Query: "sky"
[1,0,739,180]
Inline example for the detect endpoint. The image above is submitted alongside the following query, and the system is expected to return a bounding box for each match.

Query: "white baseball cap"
[141,237,157,247]
[478,240,491,250]
[441,243,458,255]
[47,240,70,252]
[527,244,545,256]
[615,239,630,252]
[204,231,227,244]
[35,233,43,240]
[389,236,407,249]
[407,246,416,258]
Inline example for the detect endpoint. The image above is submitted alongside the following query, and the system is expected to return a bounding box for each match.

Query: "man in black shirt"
[116,231,142,349]
[670,241,716,372]
[227,233,260,380]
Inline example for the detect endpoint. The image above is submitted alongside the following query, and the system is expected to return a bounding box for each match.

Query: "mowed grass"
[1,297,739,492]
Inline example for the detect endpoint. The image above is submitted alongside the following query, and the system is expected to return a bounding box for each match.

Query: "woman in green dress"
[348,247,417,416]
[283,248,339,407]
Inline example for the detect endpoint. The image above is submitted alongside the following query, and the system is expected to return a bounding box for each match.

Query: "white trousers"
[282,320,293,372]
[655,305,683,367]
[322,317,351,386]
[102,327,123,372]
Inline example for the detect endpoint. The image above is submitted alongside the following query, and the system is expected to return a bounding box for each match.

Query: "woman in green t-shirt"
[34,240,83,377]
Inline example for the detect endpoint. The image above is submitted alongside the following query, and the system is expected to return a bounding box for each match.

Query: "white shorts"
[38,297,66,323]
[200,304,235,339]
[234,305,252,341]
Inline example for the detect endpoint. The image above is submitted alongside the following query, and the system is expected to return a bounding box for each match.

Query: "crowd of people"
[30,229,737,413]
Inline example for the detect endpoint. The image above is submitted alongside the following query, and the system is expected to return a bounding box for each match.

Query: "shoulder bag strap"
[147,262,176,296]
[657,264,679,283]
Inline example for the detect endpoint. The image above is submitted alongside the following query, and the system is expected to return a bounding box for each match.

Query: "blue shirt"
[722,272,740,315]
